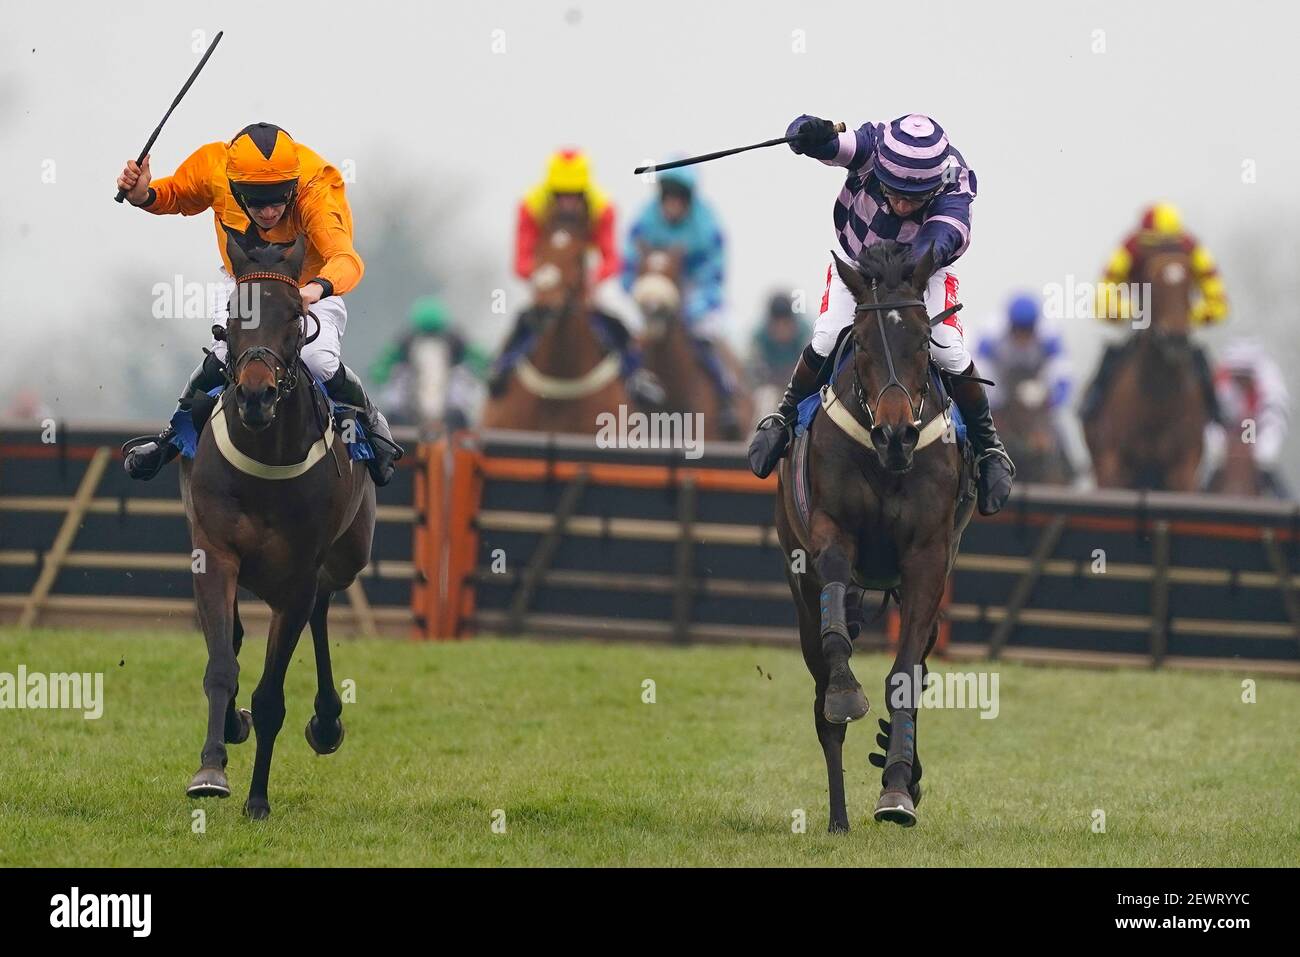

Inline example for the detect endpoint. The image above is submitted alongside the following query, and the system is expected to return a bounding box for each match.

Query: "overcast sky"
[3,0,1298,473]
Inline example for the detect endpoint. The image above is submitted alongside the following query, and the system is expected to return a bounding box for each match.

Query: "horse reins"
[844,283,963,431]
[513,259,621,399]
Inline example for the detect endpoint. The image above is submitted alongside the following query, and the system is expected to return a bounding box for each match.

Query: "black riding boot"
[325,364,405,487]
[487,311,535,398]
[598,310,664,408]
[951,363,1015,516]
[747,345,827,478]
[1079,342,1126,421]
[1191,344,1223,425]
[121,352,228,480]
[694,337,741,439]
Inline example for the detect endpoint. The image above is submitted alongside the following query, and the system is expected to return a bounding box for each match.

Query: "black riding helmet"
[659,178,693,205]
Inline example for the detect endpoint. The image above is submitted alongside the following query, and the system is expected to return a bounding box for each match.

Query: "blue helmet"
[1008,293,1039,331]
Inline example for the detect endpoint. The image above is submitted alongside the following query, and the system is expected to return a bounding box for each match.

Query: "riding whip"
[114,30,224,202]
[633,122,846,175]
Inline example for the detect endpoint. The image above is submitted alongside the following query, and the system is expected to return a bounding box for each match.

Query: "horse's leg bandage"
[820,582,852,658]
[884,710,917,778]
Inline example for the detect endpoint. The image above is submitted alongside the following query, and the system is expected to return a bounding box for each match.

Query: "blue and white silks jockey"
[622,165,740,435]
[747,112,1015,516]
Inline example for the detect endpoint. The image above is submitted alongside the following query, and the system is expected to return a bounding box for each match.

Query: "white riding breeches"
[809,258,972,374]
[208,269,347,382]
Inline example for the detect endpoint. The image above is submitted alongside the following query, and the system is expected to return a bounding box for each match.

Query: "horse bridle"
[843,282,963,431]
[217,271,321,413]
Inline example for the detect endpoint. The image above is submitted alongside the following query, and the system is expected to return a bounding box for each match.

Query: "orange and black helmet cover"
[226,122,301,207]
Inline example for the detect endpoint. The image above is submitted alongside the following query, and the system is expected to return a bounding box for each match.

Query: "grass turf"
[0,627,1295,866]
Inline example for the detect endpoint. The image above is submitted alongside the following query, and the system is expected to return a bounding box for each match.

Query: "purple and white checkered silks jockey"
[790,113,977,374]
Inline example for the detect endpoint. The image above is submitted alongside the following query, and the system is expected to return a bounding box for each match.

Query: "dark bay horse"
[630,246,752,440]
[181,235,375,819]
[1086,243,1207,490]
[775,242,976,831]
[481,213,628,434]
[995,365,1072,485]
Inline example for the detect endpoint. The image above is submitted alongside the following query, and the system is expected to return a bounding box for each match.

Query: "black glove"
[790,117,838,155]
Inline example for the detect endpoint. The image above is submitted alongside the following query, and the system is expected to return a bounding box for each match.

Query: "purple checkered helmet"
[874,114,952,195]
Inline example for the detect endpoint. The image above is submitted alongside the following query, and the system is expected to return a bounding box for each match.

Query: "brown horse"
[181,235,375,819]
[1207,368,1266,497]
[481,212,627,434]
[630,245,752,440]
[1209,423,1265,496]
[775,242,976,832]
[995,365,1072,485]
[1086,243,1207,490]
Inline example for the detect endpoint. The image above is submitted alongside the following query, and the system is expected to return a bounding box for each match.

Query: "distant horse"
[1206,367,1268,497]
[1208,424,1266,497]
[775,242,976,831]
[995,365,1072,485]
[1086,243,1207,490]
[630,246,752,440]
[481,213,627,434]
[181,235,375,819]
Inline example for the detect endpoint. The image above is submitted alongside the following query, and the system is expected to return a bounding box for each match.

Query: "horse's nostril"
[870,426,892,450]
[900,425,920,448]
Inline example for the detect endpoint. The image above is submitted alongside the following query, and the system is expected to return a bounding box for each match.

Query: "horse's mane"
[854,241,914,291]
[244,241,296,269]
[221,224,299,275]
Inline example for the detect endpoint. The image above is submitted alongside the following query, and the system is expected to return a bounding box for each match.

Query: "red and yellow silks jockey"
[490,148,663,405]
[514,148,619,283]
[1094,202,1228,326]
[1081,202,1226,422]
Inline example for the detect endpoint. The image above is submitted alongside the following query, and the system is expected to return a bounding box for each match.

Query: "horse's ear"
[910,246,937,297]
[832,250,869,302]
[224,228,252,277]
[282,235,307,278]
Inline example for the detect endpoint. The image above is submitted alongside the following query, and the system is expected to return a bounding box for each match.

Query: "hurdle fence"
[4,420,1298,676]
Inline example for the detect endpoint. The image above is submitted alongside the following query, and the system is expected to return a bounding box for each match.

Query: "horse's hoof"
[823,669,869,724]
[828,819,850,834]
[305,715,345,755]
[873,789,918,827]
[225,708,252,745]
[243,798,271,820]
[186,766,230,799]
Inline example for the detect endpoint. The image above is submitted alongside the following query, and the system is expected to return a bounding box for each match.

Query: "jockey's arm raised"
[790,115,975,269]
[137,142,223,215]
[788,115,877,169]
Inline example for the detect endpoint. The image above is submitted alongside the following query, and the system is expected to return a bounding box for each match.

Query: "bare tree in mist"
[342,159,501,382]
[9,270,206,423]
